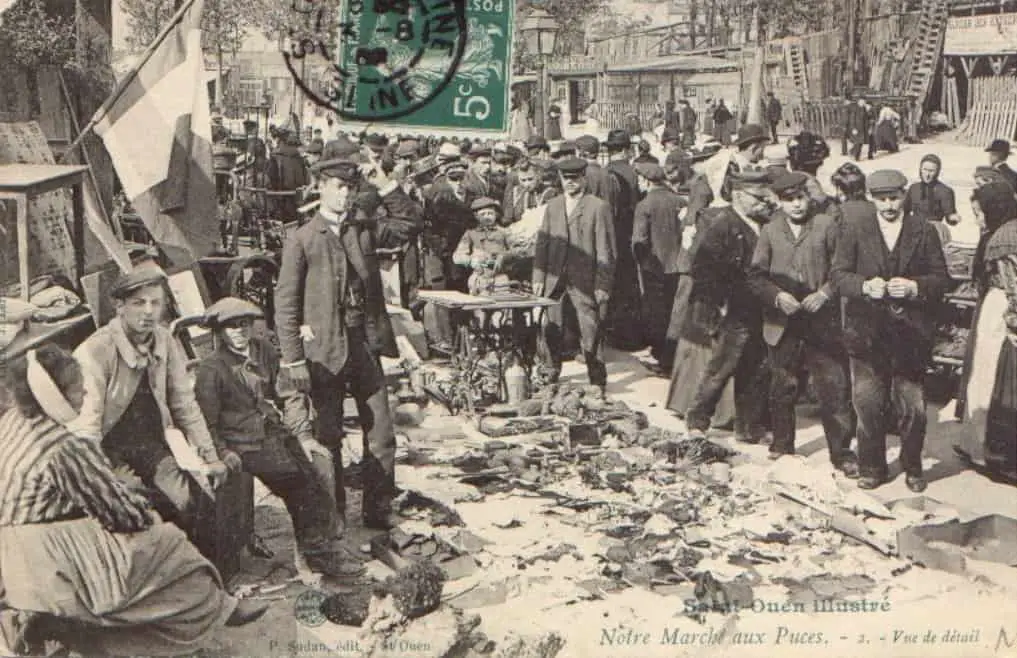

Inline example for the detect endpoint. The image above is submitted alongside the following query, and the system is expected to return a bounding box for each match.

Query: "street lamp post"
[520,8,560,138]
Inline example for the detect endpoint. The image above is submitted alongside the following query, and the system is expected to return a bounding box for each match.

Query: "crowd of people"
[2,104,1016,655]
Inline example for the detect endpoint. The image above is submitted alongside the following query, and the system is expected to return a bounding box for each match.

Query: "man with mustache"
[831,170,949,492]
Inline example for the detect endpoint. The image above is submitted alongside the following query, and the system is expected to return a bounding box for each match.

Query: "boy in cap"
[452,197,511,295]
[986,139,1017,191]
[684,169,775,444]
[748,171,856,474]
[275,142,407,530]
[831,169,950,492]
[194,298,361,577]
[533,157,617,390]
[632,162,685,371]
[72,257,229,532]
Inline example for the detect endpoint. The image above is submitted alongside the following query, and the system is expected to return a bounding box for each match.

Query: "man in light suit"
[831,169,949,492]
[533,158,617,390]
[748,171,856,475]
[274,137,409,530]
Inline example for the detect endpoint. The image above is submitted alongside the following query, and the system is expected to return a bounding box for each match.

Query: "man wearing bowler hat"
[575,135,619,212]
[986,139,1017,192]
[533,157,617,390]
[831,170,949,492]
[605,128,645,351]
[684,169,774,444]
[732,124,769,173]
[275,138,403,530]
[195,298,361,577]
[632,162,685,371]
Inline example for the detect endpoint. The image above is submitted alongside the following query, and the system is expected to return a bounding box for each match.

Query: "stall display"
[930,242,977,377]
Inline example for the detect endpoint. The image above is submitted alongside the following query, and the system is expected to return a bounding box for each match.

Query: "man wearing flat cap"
[194,298,361,577]
[748,171,856,473]
[831,169,949,492]
[683,169,775,444]
[275,140,406,530]
[525,135,550,160]
[533,157,617,390]
[72,257,228,533]
[605,128,645,351]
[575,135,619,213]
[632,162,685,371]
[464,144,493,198]
[986,139,1017,192]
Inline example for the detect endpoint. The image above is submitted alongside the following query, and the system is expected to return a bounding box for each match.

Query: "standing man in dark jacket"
[268,131,310,224]
[684,169,773,443]
[831,170,950,492]
[575,135,619,212]
[604,129,644,351]
[274,138,403,530]
[845,98,872,161]
[986,139,1017,192]
[533,158,617,389]
[748,172,857,474]
[765,92,783,143]
[632,162,684,371]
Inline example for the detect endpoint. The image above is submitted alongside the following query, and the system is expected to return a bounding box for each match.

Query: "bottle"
[504,359,530,405]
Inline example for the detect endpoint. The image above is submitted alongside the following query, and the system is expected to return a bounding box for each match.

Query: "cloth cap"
[110,259,168,300]
[525,135,549,150]
[551,141,577,157]
[437,142,462,159]
[985,139,1011,155]
[365,133,389,148]
[729,168,772,190]
[575,135,600,153]
[661,127,680,144]
[493,148,516,164]
[557,157,588,175]
[605,129,631,149]
[975,165,1003,182]
[443,159,468,173]
[394,140,419,158]
[412,154,441,177]
[867,169,909,193]
[634,162,666,183]
[736,123,769,148]
[771,170,810,196]
[470,196,501,213]
[204,297,264,327]
[468,143,492,158]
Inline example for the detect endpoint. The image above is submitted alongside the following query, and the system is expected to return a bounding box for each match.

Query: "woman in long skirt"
[955,185,1017,483]
[0,344,267,656]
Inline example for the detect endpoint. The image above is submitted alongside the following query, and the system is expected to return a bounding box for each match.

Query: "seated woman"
[452,197,511,296]
[0,344,267,657]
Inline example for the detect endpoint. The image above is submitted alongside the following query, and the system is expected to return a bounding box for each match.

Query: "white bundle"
[505,203,547,251]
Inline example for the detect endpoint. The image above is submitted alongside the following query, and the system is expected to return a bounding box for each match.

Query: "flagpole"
[58,0,202,161]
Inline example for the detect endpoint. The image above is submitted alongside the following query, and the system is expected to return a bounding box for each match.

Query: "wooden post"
[17,194,29,302]
[72,182,85,282]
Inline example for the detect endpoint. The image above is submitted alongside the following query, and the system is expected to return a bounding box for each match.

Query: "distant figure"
[765,91,782,142]
[547,103,563,141]
[871,105,900,156]
[713,100,733,146]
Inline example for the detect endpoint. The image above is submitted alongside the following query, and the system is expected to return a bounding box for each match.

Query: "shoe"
[226,599,270,627]
[837,459,860,479]
[857,476,884,490]
[303,551,366,578]
[905,474,927,493]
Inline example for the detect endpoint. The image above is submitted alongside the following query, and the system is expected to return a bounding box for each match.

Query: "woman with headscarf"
[954,182,1017,483]
[0,344,267,656]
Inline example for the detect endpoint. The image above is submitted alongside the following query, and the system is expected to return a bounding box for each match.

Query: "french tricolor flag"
[92,0,218,265]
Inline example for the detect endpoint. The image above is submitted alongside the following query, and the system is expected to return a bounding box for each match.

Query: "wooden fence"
[791,96,915,140]
[597,102,663,133]
[952,76,1017,147]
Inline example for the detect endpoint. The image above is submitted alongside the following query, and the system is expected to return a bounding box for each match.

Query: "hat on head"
[771,171,810,196]
[493,148,516,165]
[470,196,501,213]
[764,143,789,168]
[729,168,772,190]
[661,127,680,144]
[866,169,909,194]
[975,165,1004,182]
[736,124,769,148]
[605,129,631,149]
[525,135,549,151]
[468,143,492,158]
[412,154,441,177]
[985,139,1011,155]
[437,142,461,160]
[312,137,363,180]
[394,140,419,158]
[634,162,666,184]
[575,135,600,154]
[110,259,168,300]
[443,159,468,174]
[204,297,264,327]
[557,157,588,175]
[551,141,577,157]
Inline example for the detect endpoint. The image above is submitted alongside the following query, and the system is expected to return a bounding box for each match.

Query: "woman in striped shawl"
[0,344,267,656]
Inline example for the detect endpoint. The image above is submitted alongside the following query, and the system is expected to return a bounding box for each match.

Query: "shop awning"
[607,54,738,74]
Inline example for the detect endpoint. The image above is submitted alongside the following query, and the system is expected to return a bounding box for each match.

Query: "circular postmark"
[283,0,468,122]
[293,589,328,627]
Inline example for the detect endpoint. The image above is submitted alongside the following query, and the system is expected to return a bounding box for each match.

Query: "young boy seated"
[452,197,511,296]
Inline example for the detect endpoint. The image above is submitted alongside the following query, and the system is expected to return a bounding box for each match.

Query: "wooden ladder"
[903,0,950,126]
[785,42,809,97]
